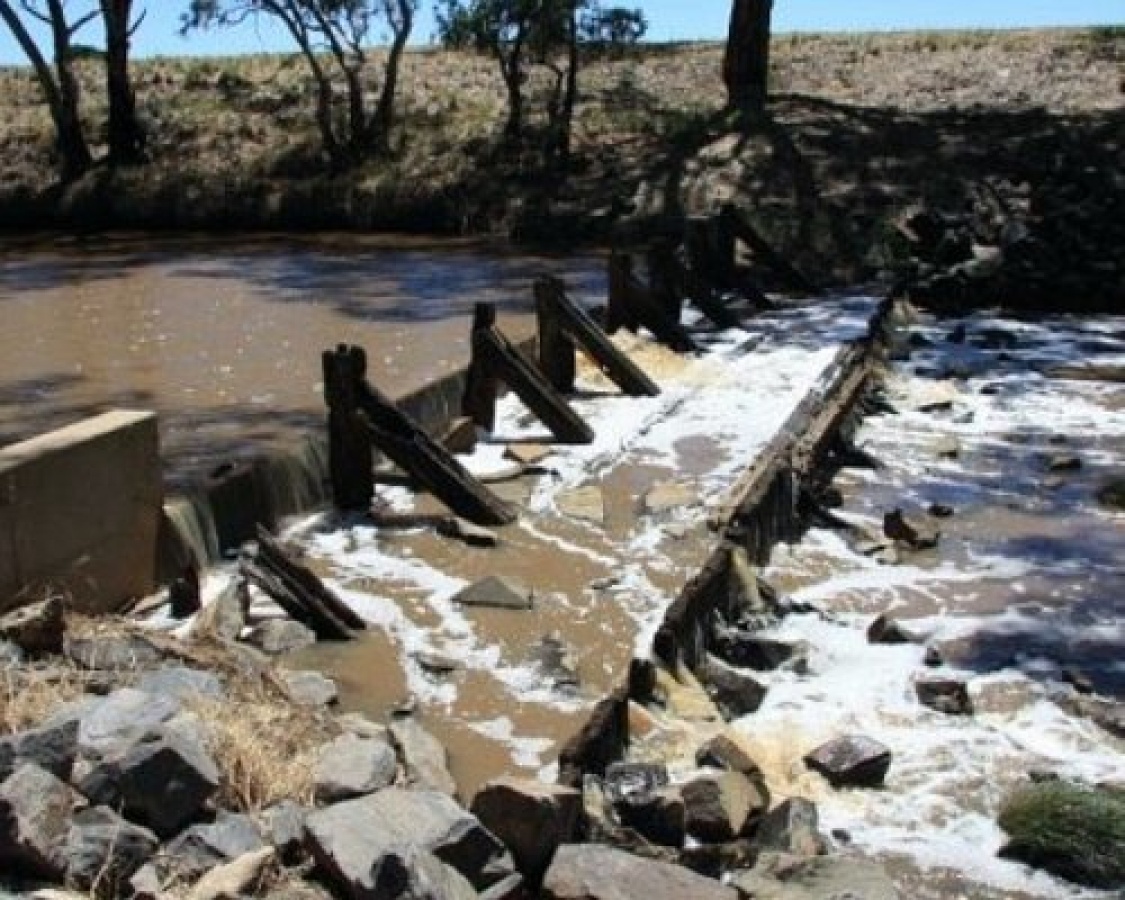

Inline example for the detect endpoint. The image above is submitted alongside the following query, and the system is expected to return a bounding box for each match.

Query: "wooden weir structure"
[319,203,813,531]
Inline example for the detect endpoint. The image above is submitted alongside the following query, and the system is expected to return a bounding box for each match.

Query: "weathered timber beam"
[323,345,375,512]
[466,302,595,445]
[606,253,699,353]
[535,276,660,397]
[354,369,517,527]
[255,526,366,631]
[652,241,744,330]
[720,203,817,293]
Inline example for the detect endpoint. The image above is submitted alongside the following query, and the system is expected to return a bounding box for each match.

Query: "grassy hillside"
[0,29,1121,287]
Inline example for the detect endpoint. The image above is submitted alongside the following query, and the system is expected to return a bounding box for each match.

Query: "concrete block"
[0,410,162,615]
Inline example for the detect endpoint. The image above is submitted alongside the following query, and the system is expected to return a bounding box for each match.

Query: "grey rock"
[0,597,65,656]
[186,847,276,900]
[712,631,809,673]
[0,720,78,782]
[0,640,24,667]
[65,635,162,671]
[246,620,317,656]
[804,735,892,788]
[137,667,224,702]
[753,799,825,857]
[682,771,768,843]
[191,579,249,642]
[62,687,182,757]
[615,786,685,849]
[281,671,338,707]
[915,676,973,715]
[262,801,307,862]
[603,762,669,805]
[0,764,79,881]
[336,714,390,742]
[313,734,398,802]
[129,862,164,900]
[452,576,533,611]
[164,813,264,881]
[695,733,763,778]
[698,655,768,718]
[306,788,515,894]
[731,853,900,899]
[470,777,581,883]
[77,727,220,838]
[542,844,739,900]
[388,716,457,797]
[414,651,463,675]
[529,634,580,693]
[866,614,920,645]
[63,805,159,891]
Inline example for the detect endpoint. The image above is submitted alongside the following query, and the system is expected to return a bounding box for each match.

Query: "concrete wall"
[0,410,162,615]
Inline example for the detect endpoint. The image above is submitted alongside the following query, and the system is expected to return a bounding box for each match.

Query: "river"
[0,233,604,487]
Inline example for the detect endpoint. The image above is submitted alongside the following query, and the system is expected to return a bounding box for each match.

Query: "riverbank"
[1,29,1121,308]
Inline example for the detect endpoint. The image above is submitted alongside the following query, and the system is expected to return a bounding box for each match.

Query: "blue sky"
[0,1,1120,63]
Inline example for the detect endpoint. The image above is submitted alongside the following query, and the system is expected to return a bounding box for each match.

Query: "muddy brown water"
[0,232,604,487]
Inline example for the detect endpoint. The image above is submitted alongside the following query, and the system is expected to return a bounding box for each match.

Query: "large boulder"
[542,844,740,900]
[77,726,221,838]
[698,656,768,718]
[0,597,65,656]
[752,799,825,857]
[730,853,900,899]
[695,733,763,779]
[615,786,686,849]
[56,687,182,756]
[136,667,224,702]
[63,805,159,891]
[388,716,457,797]
[313,734,398,802]
[803,736,892,788]
[246,620,317,656]
[470,777,581,885]
[682,772,768,844]
[0,719,78,782]
[305,788,516,894]
[281,671,338,708]
[164,813,266,881]
[0,763,80,880]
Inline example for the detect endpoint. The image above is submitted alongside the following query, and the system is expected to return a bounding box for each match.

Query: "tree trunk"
[0,1,92,180]
[373,0,414,148]
[555,2,579,168]
[723,0,773,111]
[101,0,145,165]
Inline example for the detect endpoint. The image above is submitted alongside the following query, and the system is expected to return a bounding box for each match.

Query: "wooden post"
[466,301,595,444]
[720,202,816,293]
[606,252,699,353]
[685,215,736,292]
[463,303,503,432]
[322,344,374,512]
[535,285,577,396]
[354,370,516,527]
[535,277,660,397]
[647,239,684,324]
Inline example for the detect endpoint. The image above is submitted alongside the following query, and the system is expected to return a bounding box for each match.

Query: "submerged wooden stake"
[323,345,374,512]
[464,302,595,444]
[535,276,660,397]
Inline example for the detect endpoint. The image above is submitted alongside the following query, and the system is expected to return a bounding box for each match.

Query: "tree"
[0,0,95,179]
[184,0,417,165]
[99,0,145,165]
[579,2,644,56]
[723,0,772,112]
[435,0,542,146]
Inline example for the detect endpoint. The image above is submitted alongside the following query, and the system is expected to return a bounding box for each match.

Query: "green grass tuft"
[998,781,1125,889]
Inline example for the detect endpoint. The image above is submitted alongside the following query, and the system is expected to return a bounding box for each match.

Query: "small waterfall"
[162,493,221,569]
[160,434,332,573]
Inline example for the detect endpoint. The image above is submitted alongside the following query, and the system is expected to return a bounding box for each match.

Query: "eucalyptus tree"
[0,0,96,178]
[184,0,418,165]
[99,0,145,164]
[723,0,773,112]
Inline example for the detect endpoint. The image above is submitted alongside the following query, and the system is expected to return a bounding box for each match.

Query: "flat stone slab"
[542,843,740,900]
[452,575,533,611]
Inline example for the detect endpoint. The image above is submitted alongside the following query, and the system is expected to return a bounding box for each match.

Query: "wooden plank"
[240,546,355,641]
[606,253,699,353]
[720,203,817,293]
[355,369,517,526]
[468,301,598,443]
[323,345,375,512]
[535,276,660,397]
[255,526,367,631]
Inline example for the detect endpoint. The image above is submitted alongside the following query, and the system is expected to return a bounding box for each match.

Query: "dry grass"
[0,663,91,734]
